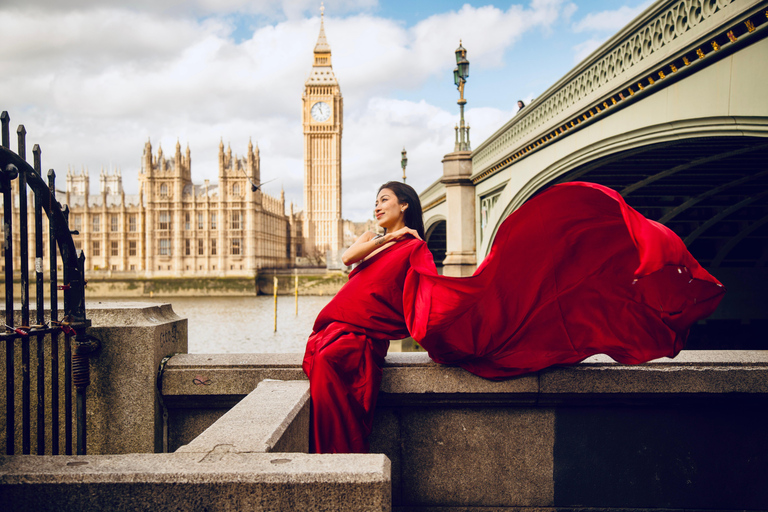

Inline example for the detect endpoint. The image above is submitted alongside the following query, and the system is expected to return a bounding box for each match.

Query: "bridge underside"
[552,135,768,269]
[548,135,768,349]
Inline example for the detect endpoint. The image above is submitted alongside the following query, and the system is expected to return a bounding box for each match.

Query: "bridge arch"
[424,215,446,273]
[484,116,768,261]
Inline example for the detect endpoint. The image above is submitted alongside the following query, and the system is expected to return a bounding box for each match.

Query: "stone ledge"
[162,351,768,404]
[0,452,391,512]
[176,380,309,454]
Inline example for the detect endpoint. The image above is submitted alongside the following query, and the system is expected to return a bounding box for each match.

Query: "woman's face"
[374,188,406,230]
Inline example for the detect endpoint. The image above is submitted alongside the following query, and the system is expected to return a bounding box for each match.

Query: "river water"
[104,296,333,353]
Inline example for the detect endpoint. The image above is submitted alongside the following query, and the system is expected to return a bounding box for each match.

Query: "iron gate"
[1,111,99,456]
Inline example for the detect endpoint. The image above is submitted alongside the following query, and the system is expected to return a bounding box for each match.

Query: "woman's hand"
[341,227,422,266]
[385,226,422,242]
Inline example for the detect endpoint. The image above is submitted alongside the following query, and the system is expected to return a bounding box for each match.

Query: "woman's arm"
[342,227,422,266]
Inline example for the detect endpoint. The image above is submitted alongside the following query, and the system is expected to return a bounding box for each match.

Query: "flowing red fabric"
[302,182,725,453]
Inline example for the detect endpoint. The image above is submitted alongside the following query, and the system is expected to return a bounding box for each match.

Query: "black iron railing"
[1,111,99,455]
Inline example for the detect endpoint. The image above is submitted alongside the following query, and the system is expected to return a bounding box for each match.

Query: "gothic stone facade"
[1,140,301,278]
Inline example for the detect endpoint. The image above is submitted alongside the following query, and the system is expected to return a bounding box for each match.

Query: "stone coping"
[0,452,389,482]
[0,453,391,512]
[167,350,768,368]
[176,380,309,454]
[2,302,185,327]
[162,351,768,402]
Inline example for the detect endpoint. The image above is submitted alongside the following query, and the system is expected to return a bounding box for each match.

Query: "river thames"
[98,296,333,354]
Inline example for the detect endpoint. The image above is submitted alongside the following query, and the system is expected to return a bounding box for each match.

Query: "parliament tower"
[302,7,343,263]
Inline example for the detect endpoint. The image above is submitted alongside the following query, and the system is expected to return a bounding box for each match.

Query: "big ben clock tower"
[302,5,343,264]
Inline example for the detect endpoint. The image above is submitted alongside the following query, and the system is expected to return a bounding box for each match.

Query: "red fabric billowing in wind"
[303,182,725,453]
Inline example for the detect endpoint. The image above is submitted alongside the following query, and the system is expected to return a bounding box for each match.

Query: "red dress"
[302,182,725,454]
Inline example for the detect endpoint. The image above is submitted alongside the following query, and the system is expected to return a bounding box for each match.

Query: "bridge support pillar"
[440,151,476,277]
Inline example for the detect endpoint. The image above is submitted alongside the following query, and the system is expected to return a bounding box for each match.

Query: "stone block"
[85,302,187,454]
[176,380,309,454]
[369,408,402,504]
[161,353,306,400]
[398,407,554,508]
[169,407,228,453]
[380,365,537,406]
[540,350,768,402]
[0,452,391,512]
[553,404,768,510]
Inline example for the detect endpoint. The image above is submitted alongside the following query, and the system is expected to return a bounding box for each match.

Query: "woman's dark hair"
[378,181,425,240]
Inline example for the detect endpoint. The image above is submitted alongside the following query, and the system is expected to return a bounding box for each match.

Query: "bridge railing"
[1,111,99,455]
[471,0,768,183]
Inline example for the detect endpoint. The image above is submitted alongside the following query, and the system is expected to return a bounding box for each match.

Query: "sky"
[0,0,652,221]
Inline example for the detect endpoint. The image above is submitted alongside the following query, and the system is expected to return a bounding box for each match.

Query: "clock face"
[310,101,331,122]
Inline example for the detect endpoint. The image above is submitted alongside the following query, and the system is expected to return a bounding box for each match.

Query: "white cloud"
[572,37,605,63]
[1,0,574,221]
[0,0,378,19]
[571,2,651,33]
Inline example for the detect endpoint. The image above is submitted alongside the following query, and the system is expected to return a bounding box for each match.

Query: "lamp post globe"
[401,148,408,183]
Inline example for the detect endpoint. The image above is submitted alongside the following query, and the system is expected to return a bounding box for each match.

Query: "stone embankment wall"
[1,271,347,298]
[3,301,766,511]
[162,350,768,511]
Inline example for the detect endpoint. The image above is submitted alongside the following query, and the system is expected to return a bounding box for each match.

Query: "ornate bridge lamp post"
[401,148,408,183]
[453,42,471,151]
[440,41,476,277]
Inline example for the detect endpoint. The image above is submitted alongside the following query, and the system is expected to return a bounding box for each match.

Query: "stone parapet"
[159,350,768,510]
[162,353,306,451]
[176,380,309,454]
[162,350,768,402]
[0,452,391,512]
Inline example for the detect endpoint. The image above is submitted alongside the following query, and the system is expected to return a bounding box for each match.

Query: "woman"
[303,181,725,454]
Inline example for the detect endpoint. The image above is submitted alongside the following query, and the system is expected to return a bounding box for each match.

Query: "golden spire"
[314,2,331,54]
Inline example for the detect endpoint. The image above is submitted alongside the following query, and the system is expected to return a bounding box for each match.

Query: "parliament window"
[198,239,204,256]
[211,239,217,256]
[185,213,191,231]
[129,241,137,256]
[92,215,100,232]
[185,239,191,256]
[73,215,82,232]
[111,215,118,232]
[231,239,241,256]
[159,239,171,256]
[92,241,100,256]
[159,212,171,230]
[210,213,217,230]
[129,214,137,232]
[160,184,168,197]
[197,213,204,230]
[231,211,242,230]
[233,183,241,196]
[111,241,119,256]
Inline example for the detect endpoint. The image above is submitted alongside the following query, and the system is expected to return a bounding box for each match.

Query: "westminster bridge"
[421,0,768,348]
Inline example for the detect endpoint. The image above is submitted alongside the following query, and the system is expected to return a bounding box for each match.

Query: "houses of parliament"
[3,12,353,277]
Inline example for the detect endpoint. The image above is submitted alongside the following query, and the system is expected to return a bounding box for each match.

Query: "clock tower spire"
[302,3,343,266]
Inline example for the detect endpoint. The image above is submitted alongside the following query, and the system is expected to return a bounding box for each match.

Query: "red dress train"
[302,182,725,454]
